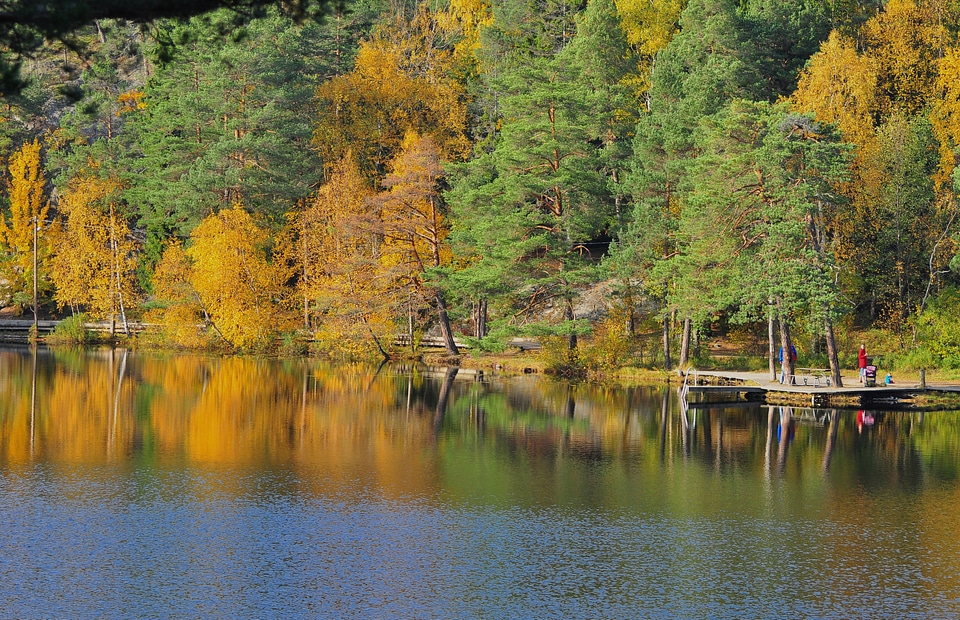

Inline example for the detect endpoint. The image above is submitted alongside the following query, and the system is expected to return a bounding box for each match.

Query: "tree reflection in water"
[1,349,960,617]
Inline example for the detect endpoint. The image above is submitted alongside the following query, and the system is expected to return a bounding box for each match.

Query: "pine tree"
[448,0,634,347]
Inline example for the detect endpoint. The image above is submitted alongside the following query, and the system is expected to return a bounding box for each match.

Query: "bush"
[278,330,310,357]
[462,335,508,354]
[47,313,91,345]
[886,287,960,371]
[581,311,633,375]
[539,335,586,378]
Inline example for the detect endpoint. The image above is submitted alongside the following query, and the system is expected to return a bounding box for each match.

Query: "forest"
[0,0,958,376]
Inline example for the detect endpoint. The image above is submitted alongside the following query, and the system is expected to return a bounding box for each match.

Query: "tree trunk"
[111,210,129,337]
[679,317,691,368]
[303,294,309,331]
[408,301,414,353]
[109,206,116,338]
[768,311,777,382]
[565,298,578,351]
[662,313,672,371]
[475,298,488,338]
[824,313,843,387]
[364,319,390,361]
[435,291,460,356]
[302,215,310,330]
[778,311,795,384]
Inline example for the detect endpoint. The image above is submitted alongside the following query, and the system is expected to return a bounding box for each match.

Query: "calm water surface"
[1,347,959,618]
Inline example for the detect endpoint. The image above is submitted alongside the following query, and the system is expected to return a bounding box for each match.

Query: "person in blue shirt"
[778,345,797,384]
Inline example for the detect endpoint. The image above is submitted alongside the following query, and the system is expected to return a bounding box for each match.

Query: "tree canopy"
[0,0,957,370]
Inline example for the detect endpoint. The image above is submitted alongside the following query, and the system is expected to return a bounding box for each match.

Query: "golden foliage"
[371,132,459,353]
[930,46,960,187]
[377,131,453,278]
[116,89,146,116]
[187,203,282,349]
[313,14,470,179]
[582,306,635,375]
[792,32,878,148]
[277,157,399,357]
[0,139,55,310]
[615,0,683,96]
[146,240,208,348]
[49,171,139,320]
[861,0,950,118]
[615,0,682,56]
[435,0,494,70]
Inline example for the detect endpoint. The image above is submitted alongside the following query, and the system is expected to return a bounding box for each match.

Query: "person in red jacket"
[858,344,868,384]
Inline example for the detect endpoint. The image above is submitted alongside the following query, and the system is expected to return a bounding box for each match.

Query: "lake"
[1,347,959,618]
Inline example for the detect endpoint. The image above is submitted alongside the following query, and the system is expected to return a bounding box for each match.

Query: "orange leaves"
[283,158,399,357]
[861,0,949,117]
[116,89,146,116]
[793,0,953,148]
[149,240,207,348]
[376,131,450,273]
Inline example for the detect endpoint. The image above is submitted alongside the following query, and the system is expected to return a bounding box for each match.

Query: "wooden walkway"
[0,318,145,342]
[681,369,958,408]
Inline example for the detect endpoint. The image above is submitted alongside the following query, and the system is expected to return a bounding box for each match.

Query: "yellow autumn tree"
[373,131,460,355]
[313,10,470,179]
[792,32,878,148]
[146,240,208,348]
[861,0,949,118]
[50,170,139,329]
[275,157,399,358]
[187,203,282,350]
[435,0,494,72]
[930,46,960,187]
[0,139,55,312]
[615,0,684,97]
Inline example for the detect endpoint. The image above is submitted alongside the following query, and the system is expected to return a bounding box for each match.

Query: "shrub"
[581,311,632,375]
[47,313,90,345]
[278,330,310,357]
[540,335,586,378]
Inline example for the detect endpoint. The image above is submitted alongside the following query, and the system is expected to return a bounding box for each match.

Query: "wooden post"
[768,310,777,382]
[919,368,926,389]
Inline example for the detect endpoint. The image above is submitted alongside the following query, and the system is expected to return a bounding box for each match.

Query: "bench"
[793,367,831,387]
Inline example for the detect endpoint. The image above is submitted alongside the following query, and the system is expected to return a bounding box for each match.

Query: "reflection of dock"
[680,369,953,408]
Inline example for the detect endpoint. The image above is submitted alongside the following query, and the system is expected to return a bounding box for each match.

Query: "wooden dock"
[681,369,955,408]
[0,319,146,342]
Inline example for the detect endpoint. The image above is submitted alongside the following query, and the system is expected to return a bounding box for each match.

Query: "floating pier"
[680,369,956,408]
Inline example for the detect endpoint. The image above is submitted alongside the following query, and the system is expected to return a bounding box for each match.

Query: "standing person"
[779,346,786,383]
[778,344,798,384]
[858,343,868,384]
